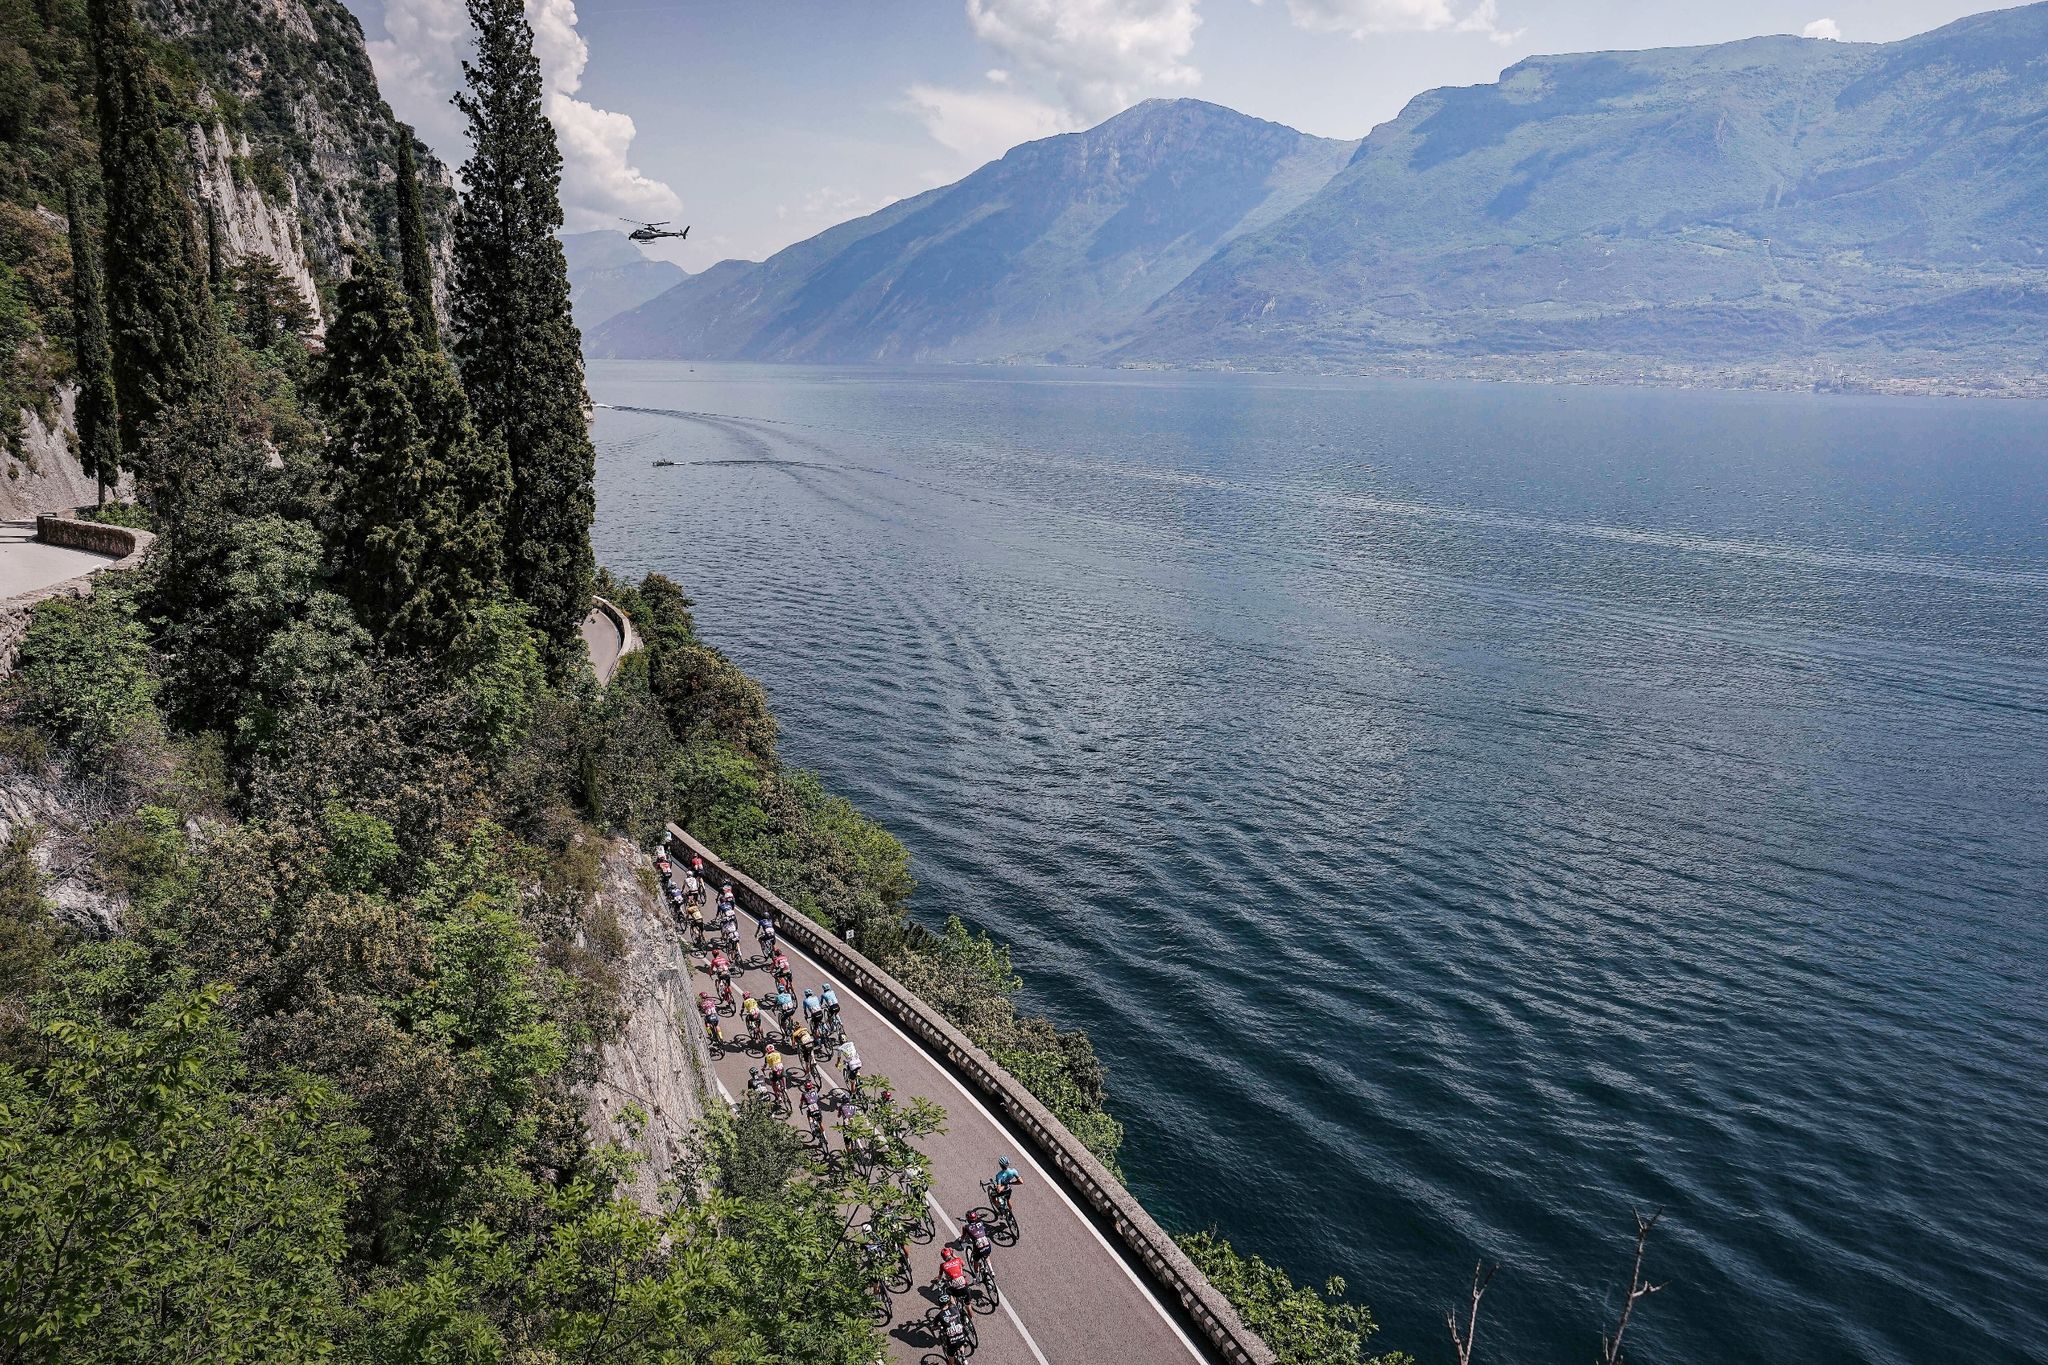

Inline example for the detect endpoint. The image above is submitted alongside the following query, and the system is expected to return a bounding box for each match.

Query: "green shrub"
[6,584,158,764]
[1178,1230,1413,1365]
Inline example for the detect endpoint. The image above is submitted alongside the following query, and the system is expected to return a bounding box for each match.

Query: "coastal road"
[684,910,1212,1365]
[581,597,639,685]
[0,521,115,599]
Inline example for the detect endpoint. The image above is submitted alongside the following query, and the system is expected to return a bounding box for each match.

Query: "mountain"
[1119,5,2048,391]
[588,99,1357,364]
[562,230,686,332]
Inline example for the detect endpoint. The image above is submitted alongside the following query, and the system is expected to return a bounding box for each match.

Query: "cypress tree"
[63,175,121,504]
[393,124,439,350]
[450,0,595,667]
[86,0,217,482]
[319,251,508,655]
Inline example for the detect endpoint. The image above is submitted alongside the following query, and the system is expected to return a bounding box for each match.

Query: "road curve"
[581,596,640,685]
[675,882,1214,1364]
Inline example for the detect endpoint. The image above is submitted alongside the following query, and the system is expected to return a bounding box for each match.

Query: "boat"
[652,459,676,467]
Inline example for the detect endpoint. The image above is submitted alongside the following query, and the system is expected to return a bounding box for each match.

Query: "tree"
[0,984,358,1363]
[224,254,316,353]
[5,581,158,765]
[392,124,439,350]
[319,251,507,655]
[85,0,218,478]
[450,0,595,666]
[63,175,120,502]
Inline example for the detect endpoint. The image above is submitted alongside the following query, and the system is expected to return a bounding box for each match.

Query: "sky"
[340,0,2024,271]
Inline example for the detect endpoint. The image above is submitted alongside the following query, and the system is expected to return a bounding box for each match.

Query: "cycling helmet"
[747,1067,760,1079]
[998,1157,1013,1170]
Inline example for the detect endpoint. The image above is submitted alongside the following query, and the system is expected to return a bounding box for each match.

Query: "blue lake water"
[587,361,2048,1365]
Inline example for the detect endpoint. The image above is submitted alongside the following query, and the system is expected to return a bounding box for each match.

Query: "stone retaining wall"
[34,513,150,562]
[667,822,1279,1365]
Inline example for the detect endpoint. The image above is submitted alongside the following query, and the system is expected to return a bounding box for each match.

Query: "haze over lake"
[589,361,2048,1365]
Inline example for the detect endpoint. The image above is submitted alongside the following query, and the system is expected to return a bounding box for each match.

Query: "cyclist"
[774,986,798,1034]
[740,991,764,1042]
[744,1067,770,1103]
[790,1020,818,1076]
[987,1157,1021,1218]
[716,883,737,917]
[834,1037,863,1093]
[961,1209,996,1276]
[820,982,841,1024]
[801,988,825,1029]
[697,992,723,1047]
[935,1244,972,1307]
[763,1044,788,1098]
[721,916,742,955]
[801,1082,825,1141]
[935,1299,973,1364]
[655,851,671,878]
[755,913,777,954]
[769,949,794,992]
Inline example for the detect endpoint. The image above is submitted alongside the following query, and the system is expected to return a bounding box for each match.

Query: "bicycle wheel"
[771,1092,791,1119]
[969,1279,999,1315]
[886,1257,912,1294]
[868,1283,892,1326]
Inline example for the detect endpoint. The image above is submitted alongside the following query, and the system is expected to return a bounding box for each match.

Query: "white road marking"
[928,1195,1053,1365]
[774,935,1208,1363]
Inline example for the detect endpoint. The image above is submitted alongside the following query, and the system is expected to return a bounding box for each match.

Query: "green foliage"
[445,598,547,763]
[450,0,594,664]
[223,252,315,353]
[0,984,359,1362]
[1177,1231,1413,1365]
[65,179,121,498]
[78,500,150,529]
[392,124,438,350]
[87,0,219,471]
[318,251,507,655]
[0,827,55,1053]
[5,583,157,765]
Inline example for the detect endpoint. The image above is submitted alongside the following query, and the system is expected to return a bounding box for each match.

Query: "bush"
[1177,1230,1412,1365]
[6,583,158,764]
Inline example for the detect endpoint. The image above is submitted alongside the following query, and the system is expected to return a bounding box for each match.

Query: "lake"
[587,361,2048,1365]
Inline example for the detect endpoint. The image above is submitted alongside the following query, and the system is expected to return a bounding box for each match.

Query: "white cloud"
[965,0,1201,118]
[902,81,1079,162]
[1279,0,1517,44]
[361,0,679,232]
[1802,17,1842,40]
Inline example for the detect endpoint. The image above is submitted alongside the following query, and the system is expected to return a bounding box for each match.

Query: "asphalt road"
[682,905,1211,1365]
[0,522,113,599]
[582,604,629,684]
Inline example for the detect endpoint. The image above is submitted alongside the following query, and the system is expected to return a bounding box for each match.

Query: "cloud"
[1802,17,1842,40]
[902,81,1079,162]
[361,0,679,231]
[964,0,1201,118]
[1279,0,1517,44]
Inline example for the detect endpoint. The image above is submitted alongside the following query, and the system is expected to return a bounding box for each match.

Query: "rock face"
[143,0,458,295]
[582,838,713,1211]
[0,758,127,936]
[2,387,104,522]
[188,122,327,332]
[589,99,1357,364]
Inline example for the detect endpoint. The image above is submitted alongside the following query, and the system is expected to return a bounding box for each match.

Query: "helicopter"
[622,218,689,243]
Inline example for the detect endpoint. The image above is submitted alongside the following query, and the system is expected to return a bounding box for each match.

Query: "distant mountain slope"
[588,100,1357,364]
[562,230,687,332]
[1118,4,2048,390]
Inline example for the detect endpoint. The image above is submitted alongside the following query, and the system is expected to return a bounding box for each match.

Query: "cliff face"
[0,0,456,515]
[143,0,458,305]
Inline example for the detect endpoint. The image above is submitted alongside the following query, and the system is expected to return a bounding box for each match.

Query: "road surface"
[0,522,114,599]
[582,599,637,684]
[684,905,1214,1365]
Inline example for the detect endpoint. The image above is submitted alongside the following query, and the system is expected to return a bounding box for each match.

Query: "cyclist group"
[658,836,1035,1361]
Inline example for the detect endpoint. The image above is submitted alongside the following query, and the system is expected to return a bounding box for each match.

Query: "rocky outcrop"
[0,758,127,936]
[582,838,712,1211]
[189,121,325,333]
[2,387,102,522]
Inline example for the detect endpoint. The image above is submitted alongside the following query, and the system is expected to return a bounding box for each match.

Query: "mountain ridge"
[588,99,1357,364]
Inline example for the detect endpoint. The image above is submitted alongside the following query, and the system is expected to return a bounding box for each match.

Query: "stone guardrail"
[35,511,153,565]
[666,821,1279,1365]
[592,594,642,661]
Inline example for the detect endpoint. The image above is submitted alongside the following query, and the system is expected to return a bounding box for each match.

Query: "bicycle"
[967,1251,1000,1312]
[973,1183,1020,1246]
[923,1303,978,1362]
